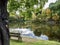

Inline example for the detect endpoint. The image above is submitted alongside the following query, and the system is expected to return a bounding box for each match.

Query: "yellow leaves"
[52,14,59,21]
[45,8,51,15]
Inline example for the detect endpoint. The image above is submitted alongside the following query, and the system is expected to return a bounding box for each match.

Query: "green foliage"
[8,0,48,20]
[49,0,60,15]
[8,0,48,11]
[8,0,20,12]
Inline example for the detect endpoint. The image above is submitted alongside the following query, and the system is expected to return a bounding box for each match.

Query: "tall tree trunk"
[0,0,10,45]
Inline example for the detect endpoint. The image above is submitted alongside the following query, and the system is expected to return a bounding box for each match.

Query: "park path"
[11,37,40,42]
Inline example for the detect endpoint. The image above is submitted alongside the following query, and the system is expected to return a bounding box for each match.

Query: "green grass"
[10,40,60,45]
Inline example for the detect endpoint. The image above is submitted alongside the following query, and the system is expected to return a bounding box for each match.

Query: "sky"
[43,0,57,9]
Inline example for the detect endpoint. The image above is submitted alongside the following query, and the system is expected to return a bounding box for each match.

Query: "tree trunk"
[0,0,10,45]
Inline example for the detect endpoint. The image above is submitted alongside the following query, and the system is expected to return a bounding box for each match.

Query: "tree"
[49,0,60,17]
[8,0,48,20]
[0,0,10,45]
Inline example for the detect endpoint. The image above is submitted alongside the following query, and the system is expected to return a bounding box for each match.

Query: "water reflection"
[9,22,60,40]
[10,28,49,40]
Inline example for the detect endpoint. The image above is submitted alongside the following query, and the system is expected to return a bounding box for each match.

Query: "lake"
[9,22,60,41]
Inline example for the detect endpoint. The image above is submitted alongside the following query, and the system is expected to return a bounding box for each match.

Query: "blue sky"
[43,0,57,9]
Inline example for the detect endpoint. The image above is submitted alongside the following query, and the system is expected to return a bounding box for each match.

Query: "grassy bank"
[10,40,60,45]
